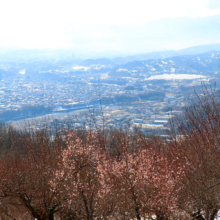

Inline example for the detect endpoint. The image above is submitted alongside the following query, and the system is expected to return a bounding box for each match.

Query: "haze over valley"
[0,44,220,132]
[1,0,220,131]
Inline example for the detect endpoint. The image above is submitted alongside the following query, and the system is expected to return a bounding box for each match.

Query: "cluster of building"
[0,61,213,132]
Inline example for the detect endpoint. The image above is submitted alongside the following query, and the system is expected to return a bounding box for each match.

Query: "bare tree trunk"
[209,209,218,220]
[48,212,54,220]
[131,188,141,220]
[155,211,168,220]
[191,211,205,220]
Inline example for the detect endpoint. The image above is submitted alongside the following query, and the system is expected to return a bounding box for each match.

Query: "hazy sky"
[1,0,220,55]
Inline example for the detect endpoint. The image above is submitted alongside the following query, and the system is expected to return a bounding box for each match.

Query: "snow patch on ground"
[19,70,25,75]
[146,74,208,80]
[116,68,128,72]
[72,66,90,71]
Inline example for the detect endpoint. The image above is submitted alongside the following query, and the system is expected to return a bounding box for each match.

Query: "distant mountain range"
[118,50,220,73]
[76,44,220,66]
[1,43,220,80]
[111,44,220,64]
[80,58,113,66]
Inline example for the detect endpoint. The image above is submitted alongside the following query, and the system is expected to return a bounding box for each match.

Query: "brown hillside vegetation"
[0,88,219,219]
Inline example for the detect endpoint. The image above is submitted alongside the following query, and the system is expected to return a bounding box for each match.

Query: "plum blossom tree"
[170,87,220,220]
[99,136,186,220]
[52,131,115,220]
[55,128,187,220]
[0,129,62,220]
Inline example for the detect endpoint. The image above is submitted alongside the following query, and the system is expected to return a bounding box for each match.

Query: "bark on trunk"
[209,209,218,220]
[48,211,54,220]
[80,188,92,220]
[191,211,205,220]
[155,211,169,220]
[131,188,141,220]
